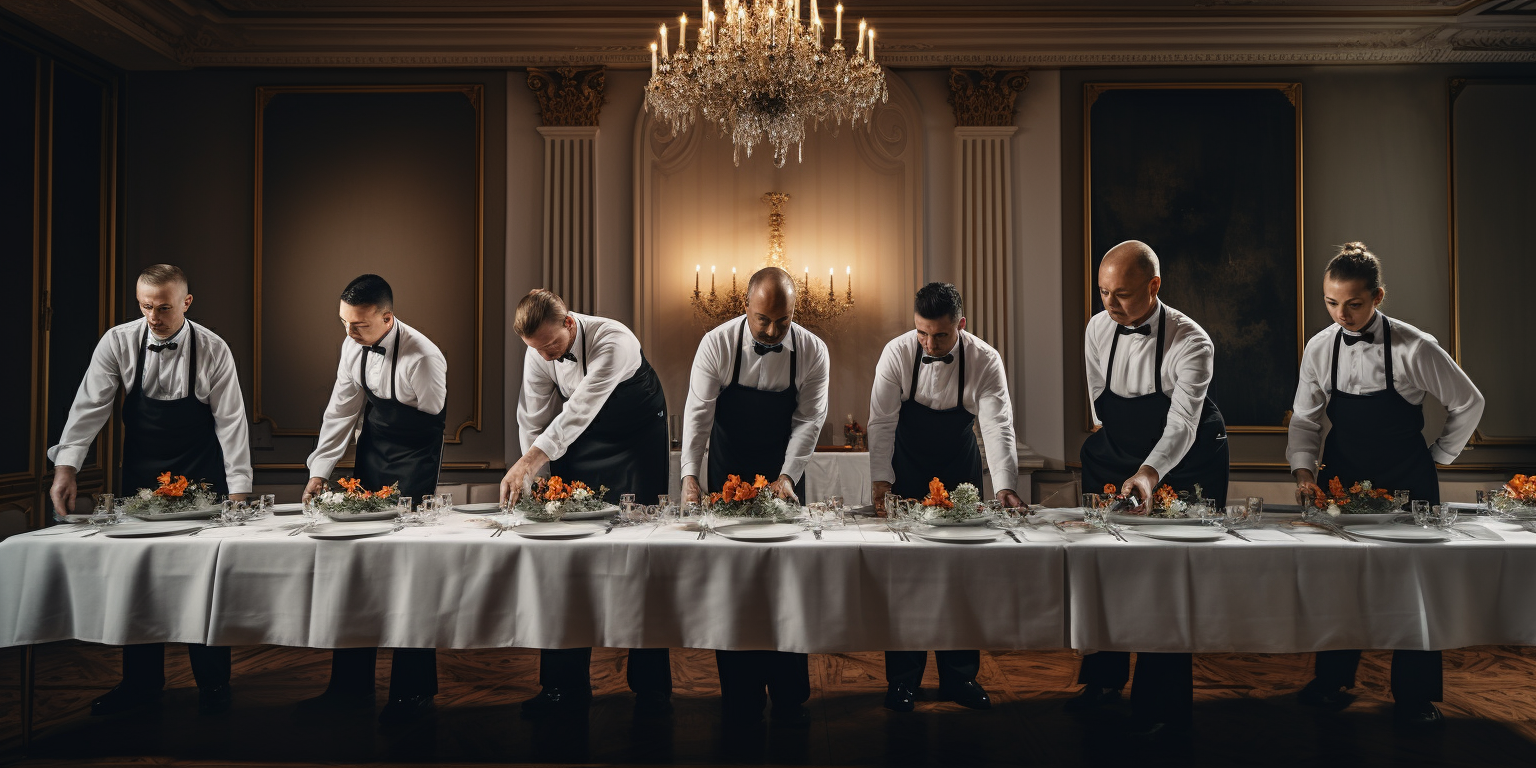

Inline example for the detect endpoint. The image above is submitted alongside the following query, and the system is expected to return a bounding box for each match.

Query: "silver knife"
[1106,524,1128,543]
[1320,520,1360,542]
[1226,528,1252,543]
[813,528,823,540]
[603,523,615,534]
[1005,530,1021,543]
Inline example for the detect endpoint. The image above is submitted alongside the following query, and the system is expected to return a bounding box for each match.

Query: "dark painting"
[1086,84,1301,431]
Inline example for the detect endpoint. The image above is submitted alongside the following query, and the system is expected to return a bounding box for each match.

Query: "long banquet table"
[4,511,1536,656]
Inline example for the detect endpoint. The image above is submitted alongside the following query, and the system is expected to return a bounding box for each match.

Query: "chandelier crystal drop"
[646,0,889,168]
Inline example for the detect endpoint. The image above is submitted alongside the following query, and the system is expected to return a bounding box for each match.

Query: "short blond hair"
[514,289,568,337]
[138,264,188,290]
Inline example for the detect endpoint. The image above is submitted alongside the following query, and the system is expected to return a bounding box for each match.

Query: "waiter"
[1288,242,1483,729]
[1070,240,1229,740]
[680,267,829,726]
[867,282,1020,713]
[502,288,673,720]
[300,274,445,726]
[48,264,249,717]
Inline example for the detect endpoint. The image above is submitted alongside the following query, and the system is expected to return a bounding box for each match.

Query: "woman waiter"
[504,289,673,720]
[1288,242,1484,728]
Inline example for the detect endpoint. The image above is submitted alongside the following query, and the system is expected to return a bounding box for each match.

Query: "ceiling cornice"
[4,0,1532,70]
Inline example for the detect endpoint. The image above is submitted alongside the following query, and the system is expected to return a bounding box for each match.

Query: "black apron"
[355,329,446,503]
[890,338,984,501]
[1317,317,1440,504]
[1080,306,1229,506]
[549,320,670,504]
[707,319,807,501]
[120,324,228,496]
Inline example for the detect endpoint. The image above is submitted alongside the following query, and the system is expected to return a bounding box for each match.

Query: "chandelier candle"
[836,3,843,39]
[856,18,865,56]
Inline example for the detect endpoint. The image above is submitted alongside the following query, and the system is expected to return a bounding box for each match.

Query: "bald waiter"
[681,267,830,726]
[49,263,250,717]
[1069,240,1229,740]
[505,289,673,720]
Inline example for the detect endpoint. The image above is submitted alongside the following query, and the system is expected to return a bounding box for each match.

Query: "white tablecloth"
[667,450,872,506]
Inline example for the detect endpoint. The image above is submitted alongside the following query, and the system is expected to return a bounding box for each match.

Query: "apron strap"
[788,326,798,388]
[907,343,923,400]
[730,319,745,388]
[1153,305,1166,398]
[1330,326,1343,395]
[388,326,401,403]
[185,322,199,398]
[134,325,149,400]
[578,318,587,378]
[1382,316,1396,393]
[956,335,967,410]
[1103,306,1164,396]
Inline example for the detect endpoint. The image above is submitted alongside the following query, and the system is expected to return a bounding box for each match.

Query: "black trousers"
[122,643,230,690]
[1078,651,1192,727]
[1314,649,1443,703]
[327,648,438,700]
[715,651,810,715]
[539,647,673,695]
[884,650,980,690]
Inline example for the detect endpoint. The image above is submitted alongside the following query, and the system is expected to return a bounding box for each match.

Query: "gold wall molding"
[948,68,1029,127]
[526,66,606,127]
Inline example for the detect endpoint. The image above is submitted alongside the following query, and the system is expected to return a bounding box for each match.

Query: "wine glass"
[1411,499,1431,527]
[1244,497,1264,527]
[1430,504,1459,531]
[1080,493,1103,526]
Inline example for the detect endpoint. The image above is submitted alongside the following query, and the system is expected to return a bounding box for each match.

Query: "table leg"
[21,644,35,750]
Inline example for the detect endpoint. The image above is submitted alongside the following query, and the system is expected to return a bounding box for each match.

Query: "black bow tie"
[1343,330,1374,346]
[921,353,954,365]
[753,341,784,356]
[1116,324,1152,337]
[147,341,178,353]
[365,344,386,355]
[555,351,576,363]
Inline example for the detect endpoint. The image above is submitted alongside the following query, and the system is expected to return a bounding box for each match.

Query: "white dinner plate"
[1127,525,1225,542]
[1108,512,1204,526]
[103,521,207,538]
[130,507,221,521]
[1331,513,1404,525]
[324,509,399,522]
[1342,524,1449,542]
[714,523,804,542]
[270,503,304,514]
[923,516,990,527]
[453,503,505,515]
[562,504,619,520]
[911,527,1003,543]
[512,522,602,539]
[307,522,398,539]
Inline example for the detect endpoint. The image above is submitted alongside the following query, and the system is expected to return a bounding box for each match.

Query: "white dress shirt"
[47,317,253,493]
[517,312,644,461]
[681,316,830,484]
[868,329,1019,493]
[305,318,447,480]
[1287,311,1485,471]
[1084,300,1215,481]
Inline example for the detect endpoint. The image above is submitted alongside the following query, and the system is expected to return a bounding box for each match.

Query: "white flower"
[545,501,560,514]
[1170,499,1189,514]
[137,488,153,500]
[1326,503,1342,518]
[571,487,591,500]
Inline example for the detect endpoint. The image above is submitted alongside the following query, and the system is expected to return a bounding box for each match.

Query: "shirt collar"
[358,319,400,352]
[1118,300,1161,333]
[742,316,796,353]
[148,319,189,345]
[1340,311,1383,339]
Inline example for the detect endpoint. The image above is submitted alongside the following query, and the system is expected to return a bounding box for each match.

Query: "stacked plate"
[308,522,398,539]
[453,503,505,515]
[1107,513,1204,526]
[511,522,603,540]
[1127,525,1225,542]
[910,527,1002,544]
[131,507,221,521]
[1341,524,1450,543]
[714,523,803,542]
[324,509,399,522]
[103,521,206,538]
[562,505,619,521]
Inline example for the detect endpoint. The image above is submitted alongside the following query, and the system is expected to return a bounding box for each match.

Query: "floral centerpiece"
[313,477,401,515]
[515,475,610,522]
[1104,483,1214,519]
[708,474,797,522]
[1490,474,1536,517]
[916,477,984,523]
[1311,477,1397,517]
[124,472,220,517]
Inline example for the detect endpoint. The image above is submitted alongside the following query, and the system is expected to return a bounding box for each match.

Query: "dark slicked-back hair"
[340,274,393,310]
[914,282,963,322]
[1325,241,1385,295]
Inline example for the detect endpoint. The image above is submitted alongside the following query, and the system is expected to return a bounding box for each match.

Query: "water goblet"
[259,494,277,518]
[1411,499,1431,527]
[111,497,129,525]
[658,494,673,510]
[1244,497,1264,527]
[620,493,637,508]
[89,495,116,532]
[1393,489,1410,511]
[1431,504,1459,531]
[1220,505,1246,530]
[1197,503,1226,529]
[1081,493,1103,526]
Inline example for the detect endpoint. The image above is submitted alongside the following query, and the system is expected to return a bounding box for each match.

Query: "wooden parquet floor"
[3,643,1536,767]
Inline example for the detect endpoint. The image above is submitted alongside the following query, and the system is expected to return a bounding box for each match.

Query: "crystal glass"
[111,497,128,524]
[1221,505,1247,529]
[1197,503,1227,528]
[219,499,251,526]
[620,493,637,507]
[305,497,326,525]
[1244,497,1264,527]
[437,493,453,510]
[1411,499,1431,527]
[1430,504,1459,530]
[89,494,116,531]
[1080,493,1103,525]
[828,495,845,512]
[1393,489,1410,511]
[681,501,701,527]
[985,499,1003,518]
[658,494,673,509]
[260,493,277,514]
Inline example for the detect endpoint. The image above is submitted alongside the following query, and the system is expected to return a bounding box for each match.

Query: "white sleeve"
[406,349,447,416]
[305,347,366,480]
[200,339,253,494]
[46,332,125,470]
[1286,347,1328,475]
[1405,338,1485,465]
[782,338,830,483]
[1084,322,1106,427]
[516,349,560,456]
[680,334,725,481]
[972,350,1019,493]
[866,342,906,486]
[528,335,635,461]
[1142,330,1213,480]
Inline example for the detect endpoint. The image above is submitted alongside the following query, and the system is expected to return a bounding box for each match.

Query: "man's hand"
[302,477,326,503]
[500,447,550,505]
[1293,468,1322,508]
[872,481,892,517]
[770,474,799,502]
[50,466,79,519]
[1122,465,1160,513]
[681,475,702,504]
[996,489,1024,509]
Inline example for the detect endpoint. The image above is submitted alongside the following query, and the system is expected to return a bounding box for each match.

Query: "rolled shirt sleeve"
[1408,339,1485,465]
[304,347,366,481]
[782,333,830,484]
[517,348,562,456]
[680,334,727,482]
[969,344,1019,494]
[866,338,907,486]
[47,331,125,471]
[1286,348,1328,475]
[200,335,253,494]
[1142,330,1214,481]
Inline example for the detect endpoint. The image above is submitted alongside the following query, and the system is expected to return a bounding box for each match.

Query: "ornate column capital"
[526,66,607,127]
[948,67,1030,127]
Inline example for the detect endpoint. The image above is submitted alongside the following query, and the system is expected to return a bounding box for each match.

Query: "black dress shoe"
[295,689,375,717]
[1297,678,1356,711]
[939,680,991,710]
[198,684,233,715]
[90,684,163,716]
[884,685,917,712]
[771,703,813,727]
[1393,701,1444,730]
[1063,685,1121,713]
[378,694,435,725]
[633,691,674,719]
[520,687,592,720]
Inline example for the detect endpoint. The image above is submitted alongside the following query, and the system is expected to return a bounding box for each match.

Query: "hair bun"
[1340,241,1369,257]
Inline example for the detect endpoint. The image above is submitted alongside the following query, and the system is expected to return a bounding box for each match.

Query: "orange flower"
[1372,488,1394,499]
[1152,484,1178,510]
[153,474,189,497]
[1327,477,1346,499]
[338,477,362,494]
[1505,474,1536,502]
[921,477,953,509]
[1313,486,1329,509]
[1348,482,1364,495]
[1103,483,1118,495]
[544,476,571,500]
[157,471,172,487]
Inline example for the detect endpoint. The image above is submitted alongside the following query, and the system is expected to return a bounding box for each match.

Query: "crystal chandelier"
[646,0,889,168]
[692,192,854,334]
